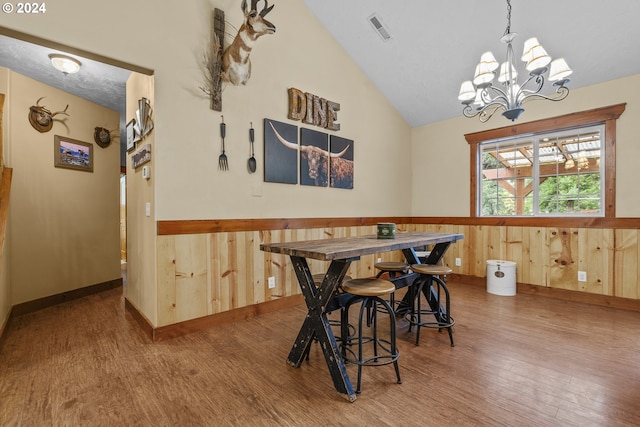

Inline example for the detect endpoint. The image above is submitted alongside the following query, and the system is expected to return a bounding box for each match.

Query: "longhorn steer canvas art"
[299,128,329,187]
[266,118,354,189]
[329,135,354,189]
[264,119,297,184]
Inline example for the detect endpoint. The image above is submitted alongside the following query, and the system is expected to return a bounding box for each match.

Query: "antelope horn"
[51,105,70,117]
[250,0,258,12]
[269,122,308,152]
[36,96,46,106]
[259,0,274,17]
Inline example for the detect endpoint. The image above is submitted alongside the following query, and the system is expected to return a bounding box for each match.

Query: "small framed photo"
[54,135,93,172]
[126,119,136,152]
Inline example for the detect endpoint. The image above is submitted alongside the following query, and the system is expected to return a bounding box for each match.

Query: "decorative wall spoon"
[248,122,256,173]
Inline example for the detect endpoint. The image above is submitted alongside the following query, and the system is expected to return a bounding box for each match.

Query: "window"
[465,104,626,220]
[479,125,604,217]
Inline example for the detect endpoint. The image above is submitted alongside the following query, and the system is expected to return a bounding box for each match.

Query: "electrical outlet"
[455,258,462,266]
[377,258,382,263]
[578,271,587,282]
[268,276,276,289]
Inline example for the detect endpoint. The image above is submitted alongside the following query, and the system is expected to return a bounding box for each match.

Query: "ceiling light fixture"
[48,54,82,75]
[458,0,572,122]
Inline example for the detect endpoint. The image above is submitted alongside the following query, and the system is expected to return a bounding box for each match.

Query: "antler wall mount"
[28,97,70,133]
[93,126,118,148]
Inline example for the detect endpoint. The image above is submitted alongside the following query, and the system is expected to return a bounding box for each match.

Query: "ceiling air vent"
[368,13,391,41]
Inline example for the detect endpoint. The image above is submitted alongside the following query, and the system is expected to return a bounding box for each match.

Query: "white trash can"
[486,260,516,296]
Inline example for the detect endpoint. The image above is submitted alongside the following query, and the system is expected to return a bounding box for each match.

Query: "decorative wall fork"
[219,115,228,170]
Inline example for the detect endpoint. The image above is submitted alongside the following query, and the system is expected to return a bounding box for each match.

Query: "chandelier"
[458,0,572,122]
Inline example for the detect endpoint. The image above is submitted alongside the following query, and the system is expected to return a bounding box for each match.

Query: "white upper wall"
[6,1,637,220]
[2,0,413,220]
[411,74,640,218]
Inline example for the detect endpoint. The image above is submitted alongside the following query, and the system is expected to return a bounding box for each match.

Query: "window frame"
[478,124,606,217]
[465,104,626,219]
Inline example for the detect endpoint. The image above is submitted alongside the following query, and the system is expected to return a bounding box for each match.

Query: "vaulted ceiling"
[2,0,640,128]
[302,0,640,126]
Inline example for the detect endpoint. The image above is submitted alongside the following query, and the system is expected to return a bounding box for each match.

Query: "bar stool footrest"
[342,337,400,367]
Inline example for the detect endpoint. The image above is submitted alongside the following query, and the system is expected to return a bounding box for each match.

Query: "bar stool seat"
[341,278,402,394]
[410,264,451,276]
[374,261,409,278]
[407,264,455,346]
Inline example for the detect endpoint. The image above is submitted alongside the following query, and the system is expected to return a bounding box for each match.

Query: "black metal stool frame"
[406,272,455,346]
[340,293,401,394]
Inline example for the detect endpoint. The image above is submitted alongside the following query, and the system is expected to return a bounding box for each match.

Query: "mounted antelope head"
[222,0,276,86]
[28,97,70,133]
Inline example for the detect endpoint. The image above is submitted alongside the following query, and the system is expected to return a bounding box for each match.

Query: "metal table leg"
[287,256,357,402]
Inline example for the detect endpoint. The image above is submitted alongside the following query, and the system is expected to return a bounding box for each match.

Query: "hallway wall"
[3,69,121,304]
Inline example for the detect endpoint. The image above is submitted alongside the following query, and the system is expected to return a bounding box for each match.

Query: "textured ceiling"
[0,34,130,116]
[2,1,640,129]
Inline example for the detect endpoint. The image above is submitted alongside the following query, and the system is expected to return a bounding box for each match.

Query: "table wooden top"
[260,232,464,261]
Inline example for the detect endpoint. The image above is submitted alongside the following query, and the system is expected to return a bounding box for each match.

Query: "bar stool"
[407,264,455,347]
[340,278,402,394]
[374,261,409,279]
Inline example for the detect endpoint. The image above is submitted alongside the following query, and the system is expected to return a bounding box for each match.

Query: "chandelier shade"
[498,62,518,83]
[549,58,573,82]
[459,0,572,122]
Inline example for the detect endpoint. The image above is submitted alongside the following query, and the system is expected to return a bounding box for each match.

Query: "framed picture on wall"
[53,135,94,172]
[126,119,136,152]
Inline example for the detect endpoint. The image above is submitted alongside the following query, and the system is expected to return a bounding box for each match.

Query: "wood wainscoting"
[143,216,640,340]
[153,218,410,330]
[408,220,640,300]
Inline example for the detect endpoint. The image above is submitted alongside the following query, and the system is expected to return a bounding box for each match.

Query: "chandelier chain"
[504,0,512,36]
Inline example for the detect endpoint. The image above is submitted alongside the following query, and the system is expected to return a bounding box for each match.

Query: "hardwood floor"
[1,280,639,426]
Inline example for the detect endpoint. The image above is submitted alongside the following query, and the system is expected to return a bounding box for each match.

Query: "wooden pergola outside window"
[479,125,604,216]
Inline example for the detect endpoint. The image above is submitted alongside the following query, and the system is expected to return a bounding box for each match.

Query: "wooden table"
[260,231,464,401]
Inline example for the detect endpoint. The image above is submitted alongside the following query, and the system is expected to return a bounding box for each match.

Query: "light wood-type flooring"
[1,279,640,426]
